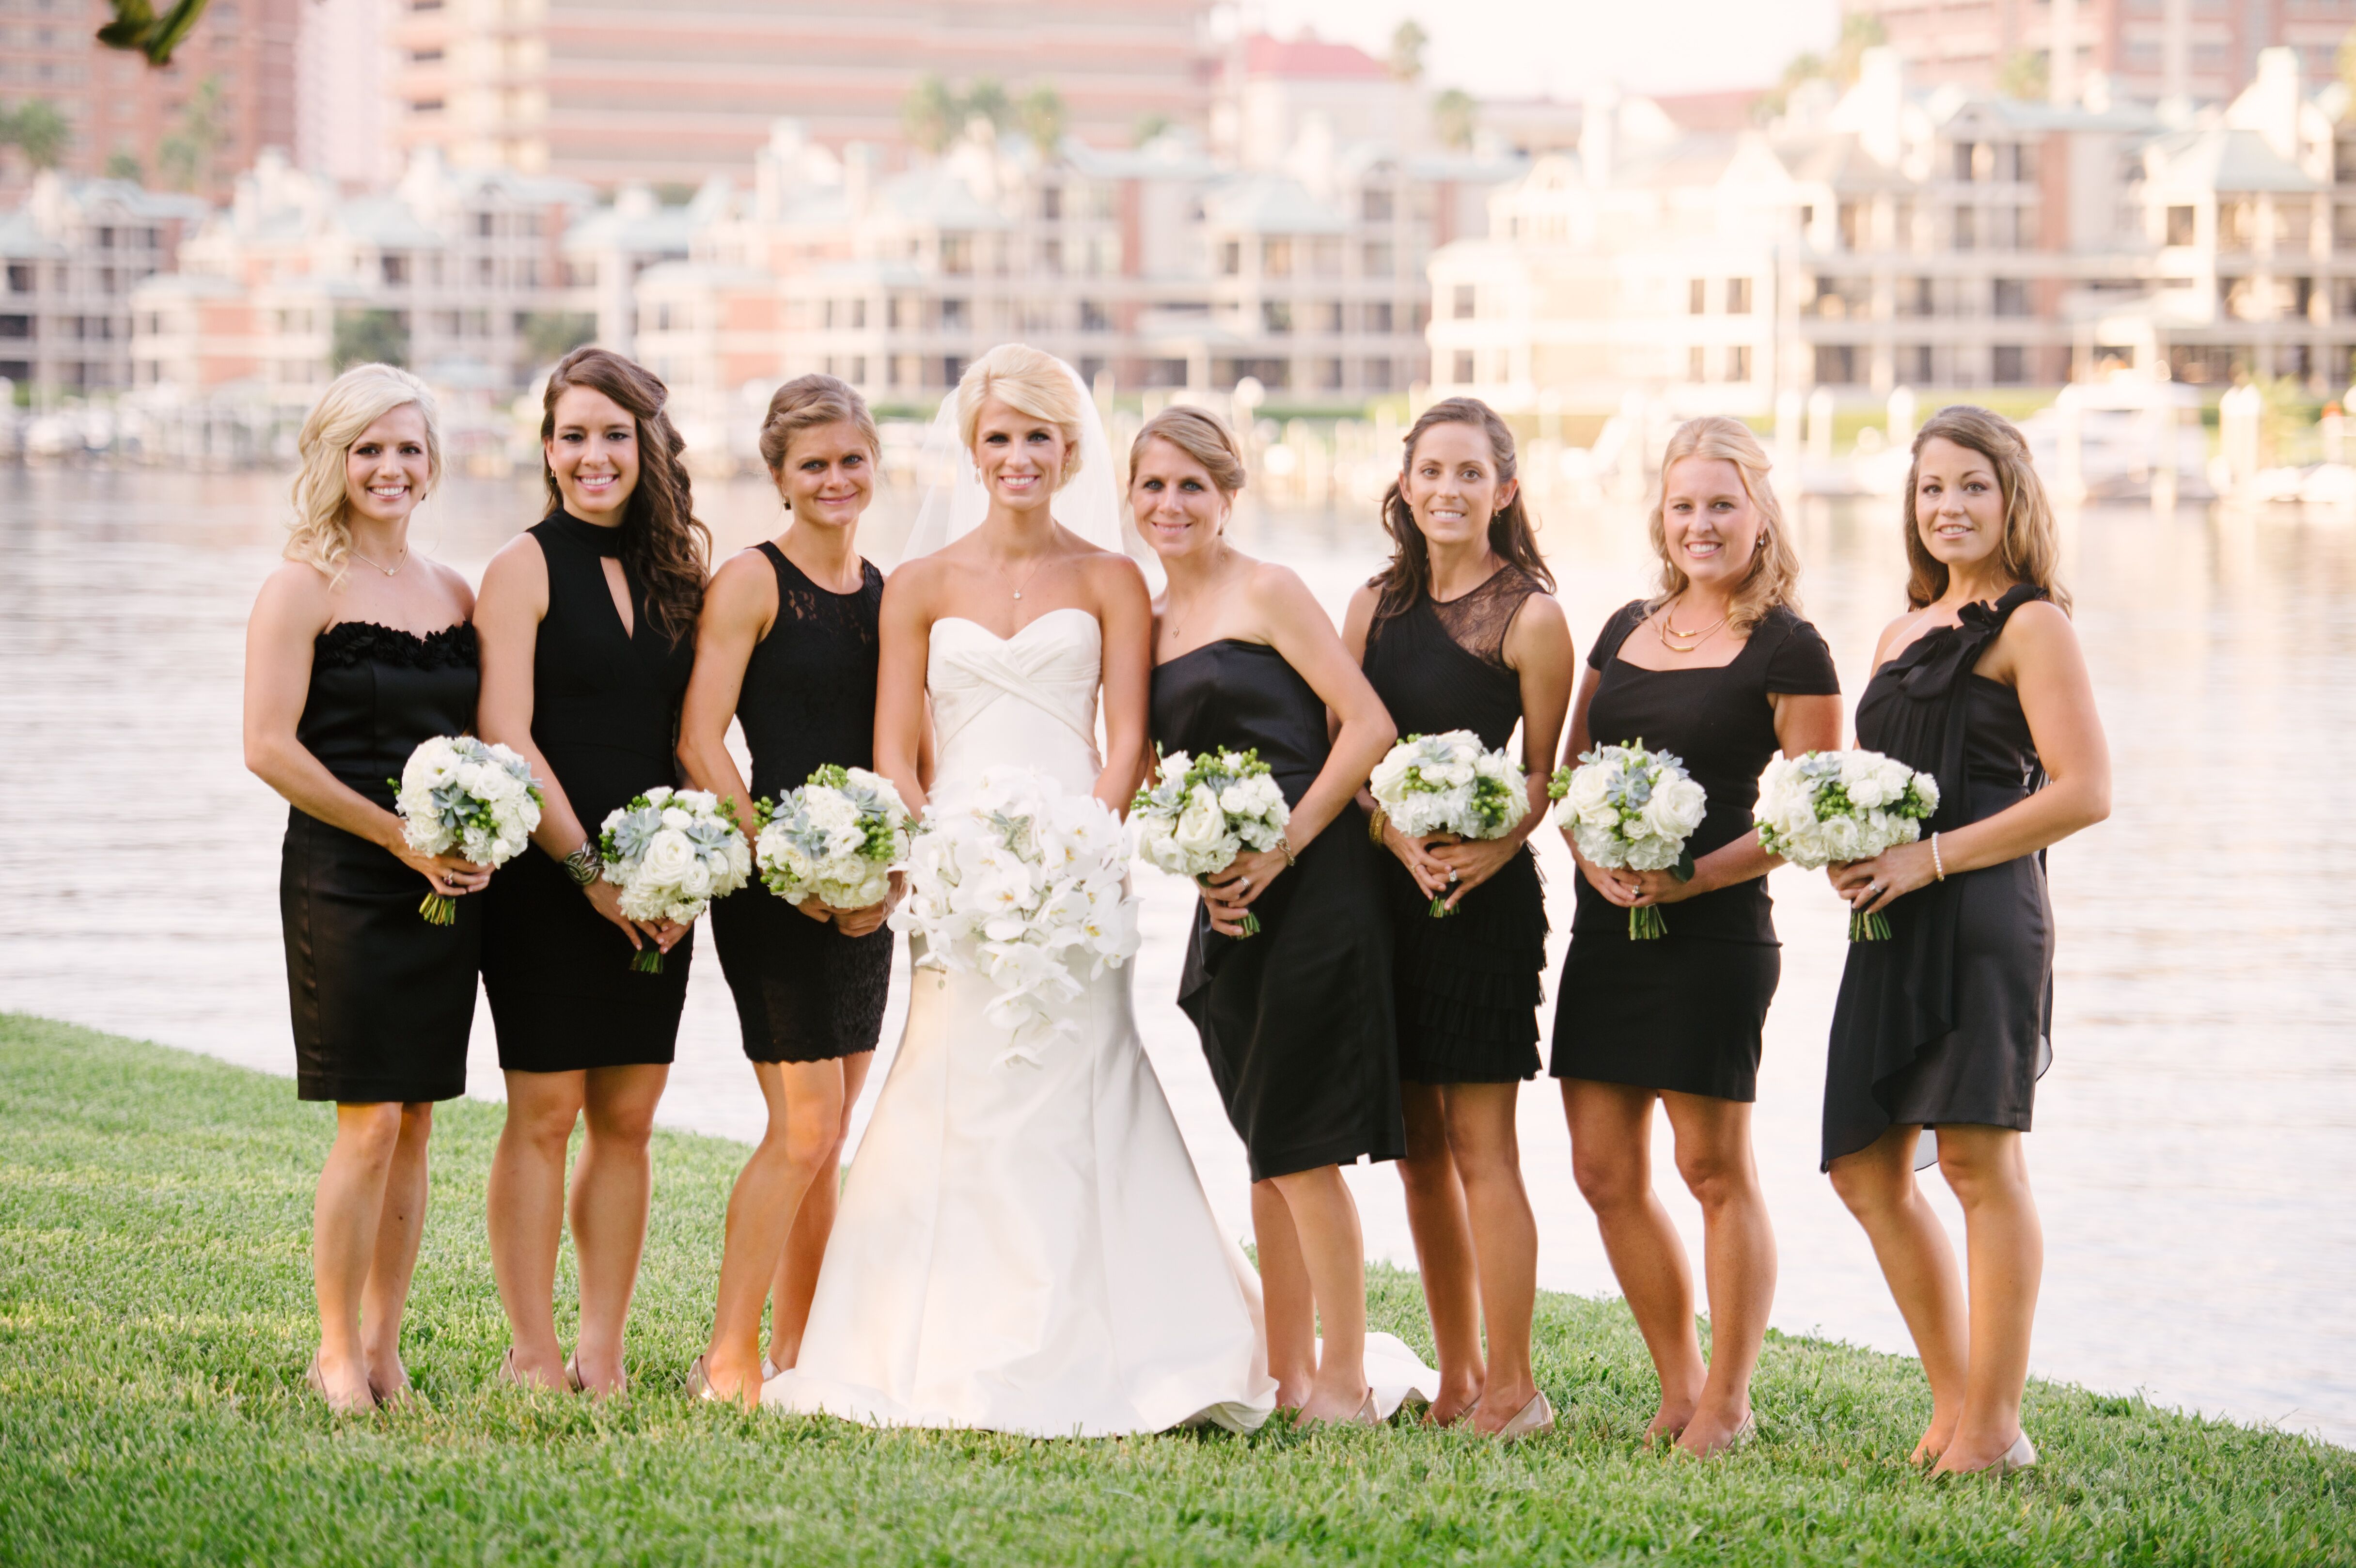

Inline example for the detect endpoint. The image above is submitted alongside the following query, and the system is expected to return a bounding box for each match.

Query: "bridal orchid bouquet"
[755,765,911,912]
[1548,740,1707,940]
[389,734,543,925]
[1131,746,1291,937]
[1368,730,1530,917]
[597,785,752,971]
[890,767,1142,1066]
[1754,749,1941,940]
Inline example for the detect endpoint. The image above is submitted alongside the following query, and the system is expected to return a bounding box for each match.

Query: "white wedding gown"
[762,608,1280,1436]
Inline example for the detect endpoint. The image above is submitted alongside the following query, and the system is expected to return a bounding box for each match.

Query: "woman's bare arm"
[676,549,774,838]
[1255,565,1393,848]
[1088,552,1155,815]
[872,562,937,817]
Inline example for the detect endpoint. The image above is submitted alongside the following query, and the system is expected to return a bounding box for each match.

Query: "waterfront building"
[1426,45,2356,413]
[0,173,207,394]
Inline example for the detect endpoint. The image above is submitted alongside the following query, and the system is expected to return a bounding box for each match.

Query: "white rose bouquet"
[597,785,752,971]
[1754,749,1941,941]
[1130,746,1291,937]
[1368,730,1531,917]
[1546,740,1708,940]
[754,765,911,913]
[389,734,544,925]
[888,767,1142,1067]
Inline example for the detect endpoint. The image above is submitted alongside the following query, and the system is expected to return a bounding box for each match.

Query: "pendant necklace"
[1657,597,1727,653]
[349,544,407,578]
[997,551,1049,601]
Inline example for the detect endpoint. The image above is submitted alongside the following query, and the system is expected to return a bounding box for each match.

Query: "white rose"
[638,829,697,887]
[676,855,715,901]
[1820,814,1865,862]
[1173,784,1227,855]
[1645,775,1707,840]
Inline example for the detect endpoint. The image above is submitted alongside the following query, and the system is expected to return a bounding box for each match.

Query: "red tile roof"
[1243,32,1390,81]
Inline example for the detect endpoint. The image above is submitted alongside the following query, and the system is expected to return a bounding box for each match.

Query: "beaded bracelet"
[1930,831,1946,881]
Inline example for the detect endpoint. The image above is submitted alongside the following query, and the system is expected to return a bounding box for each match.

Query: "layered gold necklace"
[1655,596,1728,653]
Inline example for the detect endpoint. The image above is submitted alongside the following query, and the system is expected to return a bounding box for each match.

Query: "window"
[1366,300,1394,333]
[1079,299,1110,332]
[1814,345,1857,384]
[1838,202,1864,250]
[1262,238,1292,277]
[473,212,492,236]
[1452,350,1476,382]
[1992,344,2027,383]
[411,47,443,63]
[476,257,494,284]
[1319,357,1344,390]
[1952,205,1976,250]
[1362,188,1394,222]
[1363,240,1393,276]
[1040,186,1061,221]
[850,298,866,329]
[1898,276,1932,317]
[1688,278,1707,315]
[1726,344,1750,381]
[1900,344,1932,385]
[1954,141,1977,181]
[940,234,971,275]
[411,99,444,113]
[380,253,408,284]
[1993,278,2030,317]
[1726,277,1751,314]
[0,315,30,338]
[2168,205,2197,246]
[1365,357,1392,391]
[1261,300,1292,333]
[1220,240,1241,276]
[1688,345,1708,381]
[1451,283,1476,320]
[939,298,968,330]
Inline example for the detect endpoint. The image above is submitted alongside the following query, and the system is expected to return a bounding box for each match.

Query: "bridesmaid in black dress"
[1822,406,2109,1478]
[243,364,487,1414]
[475,347,708,1395]
[1132,407,1404,1426]
[1342,397,1573,1437]
[1550,417,1841,1454]
[675,376,892,1404]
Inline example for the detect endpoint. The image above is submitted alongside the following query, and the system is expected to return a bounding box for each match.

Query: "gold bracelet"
[1366,806,1387,847]
[1278,835,1298,867]
[1930,831,1946,881]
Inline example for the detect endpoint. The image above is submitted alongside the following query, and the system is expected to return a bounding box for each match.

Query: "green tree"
[104,150,143,183]
[1998,48,2049,101]
[331,309,408,372]
[157,74,226,192]
[903,74,958,155]
[1,101,70,169]
[961,77,1010,132]
[1758,13,1886,117]
[1432,87,1476,152]
[1389,19,1428,83]
[1018,86,1065,158]
[521,310,596,366]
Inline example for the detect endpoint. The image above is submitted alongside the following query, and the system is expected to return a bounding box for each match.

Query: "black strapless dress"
[1151,640,1404,1180]
[1551,602,1840,1101]
[281,620,482,1102]
[481,511,698,1073]
[1360,568,1549,1084]
[709,543,893,1064]
[1823,584,2056,1168]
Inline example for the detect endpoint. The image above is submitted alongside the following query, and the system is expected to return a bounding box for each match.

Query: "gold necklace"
[1656,598,1726,653]
[349,544,407,577]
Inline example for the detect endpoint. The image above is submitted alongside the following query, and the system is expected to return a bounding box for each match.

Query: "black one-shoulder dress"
[710,543,892,1064]
[481,511,698,1073]
[1151,640,1405,1181]
[281,620,481,1103]
[1551,602,1840,1101]
[1361,568,1549,1084]
[1822,584,2055,1169]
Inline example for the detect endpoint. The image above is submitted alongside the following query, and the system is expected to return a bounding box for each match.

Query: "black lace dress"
[1823,584,2055,1169]
[1551,602,1840,1101]
[1361,567,1549,1084]
[710,544,892,1064]
[481,511,698,1073]
[281,621,481,1102]
[1151,640,1405,1181]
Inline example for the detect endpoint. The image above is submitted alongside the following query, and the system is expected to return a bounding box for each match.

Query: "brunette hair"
[540,345,709,642]
[1902,404,2072,613]
[288,363,441,584]
[757,373,880,480]
[1647,416,1803,635]
[1372,396,1553,626]
[1128,405,1246,497]
[954,343,1087,488]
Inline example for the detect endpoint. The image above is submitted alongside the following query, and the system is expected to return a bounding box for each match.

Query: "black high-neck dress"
[1551,602,1840,1101]
[281,620,481,1103]
[1151,639,1405,1182]
[1823,584,2055,1169]
[710,543,892,1065]
[481,511,699,1073]
[1360,567,1549,1084]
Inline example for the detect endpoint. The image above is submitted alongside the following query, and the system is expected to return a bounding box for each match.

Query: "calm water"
[1,469,2350,1446]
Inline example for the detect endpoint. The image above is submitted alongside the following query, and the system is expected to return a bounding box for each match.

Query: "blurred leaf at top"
[96,0,210,67]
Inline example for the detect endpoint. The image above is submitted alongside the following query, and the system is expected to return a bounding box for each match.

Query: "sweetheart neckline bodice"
[932,606,1101,645]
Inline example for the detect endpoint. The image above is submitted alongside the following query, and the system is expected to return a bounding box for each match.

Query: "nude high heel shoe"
[1298,1388,1380,1430]
[1494,1390,1556,1442]
[1938,1430,2037,1479]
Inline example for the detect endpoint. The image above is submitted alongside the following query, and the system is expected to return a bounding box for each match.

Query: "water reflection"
[0,469,2350,1445]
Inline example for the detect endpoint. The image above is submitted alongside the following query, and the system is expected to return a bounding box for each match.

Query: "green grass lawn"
[0,1013,2348,1566]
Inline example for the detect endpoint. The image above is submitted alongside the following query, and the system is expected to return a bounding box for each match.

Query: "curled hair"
[1373,396,1553,627]
[955,342,1086,488]
[1902,405,2072,613]
[1129,405,1246,497]
[1646,416,1803,635]
[288,362,441,583]
[540,346,710,643]
[757,373,880,481]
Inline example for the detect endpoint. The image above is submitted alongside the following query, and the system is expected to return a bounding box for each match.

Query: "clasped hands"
[1385,822,1523,914]
[1825,838,1939,917]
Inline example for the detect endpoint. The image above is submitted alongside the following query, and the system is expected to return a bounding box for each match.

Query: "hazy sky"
[1250,0,1843,101]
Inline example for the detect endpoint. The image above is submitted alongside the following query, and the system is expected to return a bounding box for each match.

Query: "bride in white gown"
[761,345,1279,1436]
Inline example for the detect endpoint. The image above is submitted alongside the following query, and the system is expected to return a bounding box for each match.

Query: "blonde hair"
[1129,405,1246,497]
[758,373,880,479]
[954,343,1086,488]
[1903,404,2072,613]
[1646,415,1802,635]
[288,363,442,581]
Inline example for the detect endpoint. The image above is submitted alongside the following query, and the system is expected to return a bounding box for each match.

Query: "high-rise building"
[1846,0,2356,106]
[389,0,1217,189]
[296,0,393,188]
[0,0,300,199]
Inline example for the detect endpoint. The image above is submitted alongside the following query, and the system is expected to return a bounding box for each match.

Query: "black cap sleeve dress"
[708,543,892,1064]
[1548,600,1840,1102]
[480,512,699,1073]
[281,620,482,1103]
[1150,639,1406,1182]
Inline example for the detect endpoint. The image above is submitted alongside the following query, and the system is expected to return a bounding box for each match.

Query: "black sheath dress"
[710,543,892,1065]
[1151,639,1406,1181]
[1361,568,1549,1084]
[281,620,482,1103]
[1822,584,2056,1169]
[1550,602,1840,1101]
[481,511,698,1073]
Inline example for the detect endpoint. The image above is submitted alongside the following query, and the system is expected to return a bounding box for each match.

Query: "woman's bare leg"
[568,1063,669,1395]
[1394,1080,1484,1423]
[1928,1126,2042,1475]
[1829,1123,1968,1462]
[312,1100,405,1411]
[487,1070,585,1389]
[358,1101,435,1399]
[1661,1090,1775,1454]
[1266,1164,1370,1420]
[1563,1078,1703,1440]
[766,1048,874,1371]
[701,1058,847,1402]
[1442,1082,1540,1434]
[1251,1178,1317,1408]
